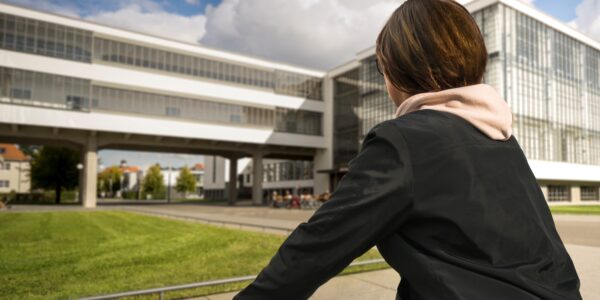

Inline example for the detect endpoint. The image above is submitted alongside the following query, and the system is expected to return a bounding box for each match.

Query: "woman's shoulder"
[378,109,518,154]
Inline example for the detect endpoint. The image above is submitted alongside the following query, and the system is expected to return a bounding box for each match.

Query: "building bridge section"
[0,103,329,208]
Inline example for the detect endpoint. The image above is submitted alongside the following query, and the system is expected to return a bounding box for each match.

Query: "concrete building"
[0,144,30,193]
[327,0,600,204]
[0,2,328,207]
[161,164,205,199]
[205,0,600,205]
[1,0,600,206]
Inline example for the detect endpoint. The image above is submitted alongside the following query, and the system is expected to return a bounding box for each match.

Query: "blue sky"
[534,0,580,22]
[3,0,597,169]
[56,0,222,17]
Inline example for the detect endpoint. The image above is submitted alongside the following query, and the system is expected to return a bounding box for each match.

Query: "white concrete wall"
[204,155,226,190]
[0,104,327,149]
[0,161,30,193]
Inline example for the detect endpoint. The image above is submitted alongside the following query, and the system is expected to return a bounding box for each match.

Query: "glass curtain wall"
[0,66,90,110]
[0,12,92,62]
[499,4,600,165]
[263,160,314,183]
[0,12,323,100]
[92,85,275,127]
[355,3,600,166]
[358,56,394,139]
[0,66,323,135]
[333,68,361,168]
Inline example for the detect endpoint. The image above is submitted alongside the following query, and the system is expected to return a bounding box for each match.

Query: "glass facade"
[0,12,92,62]
[0,66,323,135]
[333,68,360,169]
[275,107,322,135]
[263,160,314,183]
[92,86,275,127]
[0,66,90,110]
[350,3,600,166]
[357,56,394,139]
[0,12,322,100]
[495,5,600,165]
[93,37,322,100]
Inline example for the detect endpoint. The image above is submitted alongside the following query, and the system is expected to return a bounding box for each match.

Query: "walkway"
[116,204,600,299]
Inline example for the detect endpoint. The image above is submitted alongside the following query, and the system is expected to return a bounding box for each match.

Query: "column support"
[81,135,98,208]
[227,156,238,206]
[252,152,264,206]
[571,185,581,204]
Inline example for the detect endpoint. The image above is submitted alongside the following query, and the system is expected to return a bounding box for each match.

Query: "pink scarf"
[394,84,513,141]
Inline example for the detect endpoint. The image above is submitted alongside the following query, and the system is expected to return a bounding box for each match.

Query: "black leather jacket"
[234,109,581,300]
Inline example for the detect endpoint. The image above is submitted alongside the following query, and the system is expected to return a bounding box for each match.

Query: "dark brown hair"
[376,0,487,95]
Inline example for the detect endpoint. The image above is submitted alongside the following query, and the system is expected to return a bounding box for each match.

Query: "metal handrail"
[78,258,387,300]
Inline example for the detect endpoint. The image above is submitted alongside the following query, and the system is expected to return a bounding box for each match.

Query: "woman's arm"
[233,121,414,300]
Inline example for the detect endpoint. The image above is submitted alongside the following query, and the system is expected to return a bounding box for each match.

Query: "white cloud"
[4,0,207,44]
[201,0,404,70]
[84,1,206,44]
[572,0,600,42]
[185,0,201,5]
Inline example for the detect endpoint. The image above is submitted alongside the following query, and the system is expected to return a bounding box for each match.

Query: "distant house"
[0,144,30,193]
[161,163,205,198]
[190,163,204,196]
[120,165,141,192]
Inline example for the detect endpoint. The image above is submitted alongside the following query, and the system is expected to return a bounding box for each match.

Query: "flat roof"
[0,2,326,77]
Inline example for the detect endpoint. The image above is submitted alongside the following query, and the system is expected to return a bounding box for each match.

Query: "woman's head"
[376,0,487,104]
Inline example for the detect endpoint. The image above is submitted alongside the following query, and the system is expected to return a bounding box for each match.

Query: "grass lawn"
[0,211,385,300]
[550,205,600,215]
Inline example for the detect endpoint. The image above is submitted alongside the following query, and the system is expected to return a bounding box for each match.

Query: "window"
[581,186,599,201]
[0,148,5,154]
[547,185,571,202]
[66,95,86,110]
[165,106,180,117]
[0,162,11,170]
[0,180,9,188]
[10,88,31,99]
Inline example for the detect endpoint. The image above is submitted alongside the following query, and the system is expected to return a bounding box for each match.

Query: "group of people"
[270,190,331,209]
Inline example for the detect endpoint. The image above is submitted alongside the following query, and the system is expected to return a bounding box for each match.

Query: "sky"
[3,0,599,169]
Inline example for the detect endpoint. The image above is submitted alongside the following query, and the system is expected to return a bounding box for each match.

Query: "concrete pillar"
[571,185,581,204]
[80,136,98,208]
[227,156,238,206]
[252,152,264,206]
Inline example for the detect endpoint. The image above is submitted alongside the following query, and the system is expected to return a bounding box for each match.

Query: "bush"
[121,191,140,200]
[1,190,78,204]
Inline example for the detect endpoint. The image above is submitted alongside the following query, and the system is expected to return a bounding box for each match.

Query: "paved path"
[6,203,600,299]
[115,204,599,299]
[194,243,599,300]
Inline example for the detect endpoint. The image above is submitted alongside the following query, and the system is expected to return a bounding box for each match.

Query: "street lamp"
[76,163,83,203]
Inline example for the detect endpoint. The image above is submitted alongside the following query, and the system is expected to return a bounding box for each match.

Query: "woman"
[234,0,581,299]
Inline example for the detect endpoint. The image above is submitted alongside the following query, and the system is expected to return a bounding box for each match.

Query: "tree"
[142,164,165,199]
[30,146,79,204]
[98,166,123,197]
[175,166,196,197]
